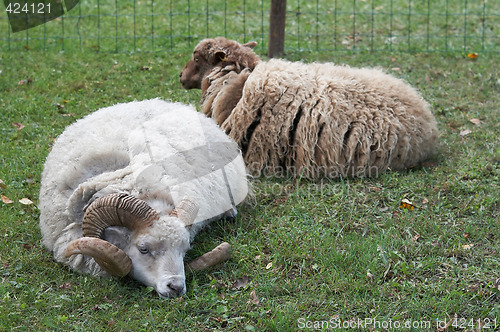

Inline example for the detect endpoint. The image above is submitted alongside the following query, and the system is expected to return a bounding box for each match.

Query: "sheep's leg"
[186,242,231,272]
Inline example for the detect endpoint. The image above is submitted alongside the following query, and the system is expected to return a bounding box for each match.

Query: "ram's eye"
[138,245,149,255]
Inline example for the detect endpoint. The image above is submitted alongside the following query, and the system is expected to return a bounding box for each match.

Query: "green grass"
[1,15,499,332]
[1,47,498,332]
[1,0,499,53]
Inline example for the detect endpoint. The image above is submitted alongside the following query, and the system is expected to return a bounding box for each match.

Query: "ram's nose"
[167,278,185,296]
[157,276,186,299]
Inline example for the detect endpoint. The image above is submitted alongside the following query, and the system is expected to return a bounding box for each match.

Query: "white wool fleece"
[39,99,248,275]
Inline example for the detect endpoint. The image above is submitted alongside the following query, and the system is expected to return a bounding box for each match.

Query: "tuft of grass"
[0,36,498,332]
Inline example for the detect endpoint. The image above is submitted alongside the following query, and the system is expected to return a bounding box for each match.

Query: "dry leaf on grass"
[18,79,33,86]
[12,122,25,130]
[19,198,33,205]
[1,195,13,204]
[469,118,481,125]
[460,129,472,137]
[400,198,415,210]
[247,290,260,305]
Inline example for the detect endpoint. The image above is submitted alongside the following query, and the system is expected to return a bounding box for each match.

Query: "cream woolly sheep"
[180,37,439,179]
[39,99,248,298]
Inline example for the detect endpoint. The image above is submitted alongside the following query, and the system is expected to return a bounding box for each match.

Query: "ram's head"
[65,193,230,299]
[179,37,259,90]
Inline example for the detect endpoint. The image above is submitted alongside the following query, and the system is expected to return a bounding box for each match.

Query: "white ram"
[39,99,248,298]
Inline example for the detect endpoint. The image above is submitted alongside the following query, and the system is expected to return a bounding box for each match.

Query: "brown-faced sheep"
[180,37,439,179]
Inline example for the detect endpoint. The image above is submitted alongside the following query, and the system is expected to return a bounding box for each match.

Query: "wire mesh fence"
[1,0,499,54]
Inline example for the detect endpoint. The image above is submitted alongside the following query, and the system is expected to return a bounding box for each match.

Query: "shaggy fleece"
[202,59,439,179]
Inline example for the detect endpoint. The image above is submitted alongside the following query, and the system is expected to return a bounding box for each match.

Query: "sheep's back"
[222,59,438,178]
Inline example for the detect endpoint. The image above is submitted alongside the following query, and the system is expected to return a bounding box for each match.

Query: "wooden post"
[268,0,287,58]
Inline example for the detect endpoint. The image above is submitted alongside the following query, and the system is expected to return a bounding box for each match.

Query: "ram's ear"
[242,41,257,49]
[103,226,131,250]
[213,50,227,64]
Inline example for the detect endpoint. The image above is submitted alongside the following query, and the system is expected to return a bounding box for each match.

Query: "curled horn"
[82,193,159,238]
[65,193,159,277]
[65,237,132,277]
[170,197,199,226]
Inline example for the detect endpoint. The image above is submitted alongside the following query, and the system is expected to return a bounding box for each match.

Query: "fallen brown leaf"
[400,198,415,210]
[460,129,472,137]
[1,195,13,204]
[247,290,260,305]
[12,122,25,130]
[469,118,481,125]
[18,79,33,86]
[59,283,71,289]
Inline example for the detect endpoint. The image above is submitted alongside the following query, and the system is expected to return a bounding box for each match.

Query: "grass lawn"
[0,6,499,330]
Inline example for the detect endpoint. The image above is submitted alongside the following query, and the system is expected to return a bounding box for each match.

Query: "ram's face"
[109,218,191,299]
[65,194,201,299]
[179,50,212,90]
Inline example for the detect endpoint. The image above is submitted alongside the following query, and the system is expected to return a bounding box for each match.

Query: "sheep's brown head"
[179,37,260,90]
[65,193,201,299]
